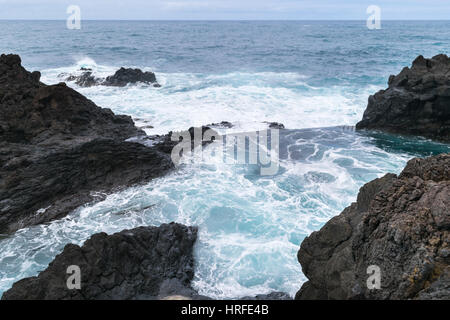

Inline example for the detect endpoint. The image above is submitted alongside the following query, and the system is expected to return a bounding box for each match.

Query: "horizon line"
[1,19,450,22]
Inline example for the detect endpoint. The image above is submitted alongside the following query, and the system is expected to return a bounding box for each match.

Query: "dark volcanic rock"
[2,221,291,300]
[0,54,173,233]
[208,121,234,129]
[240,292,292,300]
[264,122,285,129]
[1,223,203,300]
[62,67,160,88]
[103,67,158,87]
[356,54,450,142]
[296,153,450,300]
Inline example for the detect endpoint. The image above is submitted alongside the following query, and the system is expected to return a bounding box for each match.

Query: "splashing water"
[1,127,448,298]
[1,20,450,298]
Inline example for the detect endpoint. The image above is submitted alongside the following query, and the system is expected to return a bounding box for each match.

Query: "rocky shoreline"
[2,223,202,300]
[0,54,213,234]
[1,222,290,300]
[295,154,449,300]
[1,53,449,300]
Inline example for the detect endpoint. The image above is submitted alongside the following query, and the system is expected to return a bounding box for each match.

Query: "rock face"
[62,67,160,88]
[356,55,450,142]
[296,153,450,300]
[66,71,98,87]
[1,223,203,300]
[0,54,173,233]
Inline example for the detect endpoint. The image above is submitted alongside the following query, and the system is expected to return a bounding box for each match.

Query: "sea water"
[0,20,449,298]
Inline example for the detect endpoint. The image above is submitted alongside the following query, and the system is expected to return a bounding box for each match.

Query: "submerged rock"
[356,54,450,142]
[0,54,173,233]
[296,153,450,300]
[1,223,204,300]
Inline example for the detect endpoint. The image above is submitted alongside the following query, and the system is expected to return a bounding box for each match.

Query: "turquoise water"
[0,21,449,298]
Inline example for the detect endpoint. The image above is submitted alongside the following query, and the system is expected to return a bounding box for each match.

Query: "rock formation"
[103,67,159,87]
[0,54,208,234]
[296,153,450,300]
[356,54,450,142]
[1,223,205,300]
[62,67,160,88]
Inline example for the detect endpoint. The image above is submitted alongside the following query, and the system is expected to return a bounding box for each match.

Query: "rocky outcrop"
[0,54,180,234]
[65,71,98,87]
[240,292,292,300]
[264,122,285,129]
[208,121,234,129]
[296,153,450,300]
[1,223,205,300]
[62,67,160,88]
[1,220,292,300]
[356,54,450,142]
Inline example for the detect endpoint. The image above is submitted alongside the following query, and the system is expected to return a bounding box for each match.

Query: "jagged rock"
[1,220,292,300]
[66,71,99,87]
[62,67,160,88]
[0,54,174,233]
[296,153,450,300]
[208,121,234,129]
[103,67,158,87]
[1,223,204,300]
[264,122,285,129]
[356,54,450,142]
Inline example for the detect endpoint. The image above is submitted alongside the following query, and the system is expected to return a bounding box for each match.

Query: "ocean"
[0,20,449,298]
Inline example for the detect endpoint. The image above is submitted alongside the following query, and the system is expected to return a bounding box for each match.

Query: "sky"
[0,0,449,20]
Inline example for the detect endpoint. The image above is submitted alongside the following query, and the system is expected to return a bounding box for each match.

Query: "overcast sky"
[1,0,449,20]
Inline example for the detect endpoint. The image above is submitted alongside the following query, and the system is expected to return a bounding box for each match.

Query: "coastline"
[0,52,449,300]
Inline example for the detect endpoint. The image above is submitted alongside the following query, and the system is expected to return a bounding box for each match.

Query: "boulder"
[296,153,450,300]
[1,223,203,300]
[356,54,450,142]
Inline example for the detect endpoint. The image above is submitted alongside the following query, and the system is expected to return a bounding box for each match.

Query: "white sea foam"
[40,59,382,135]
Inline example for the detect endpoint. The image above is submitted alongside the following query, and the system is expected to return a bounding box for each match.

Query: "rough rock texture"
[1,223,204,300]
[104,67,158,87]
[296,153,450,300]
[264,122,285,129]
[62,67,160,88]
[356,54,450,142]
[0,54,174,233]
